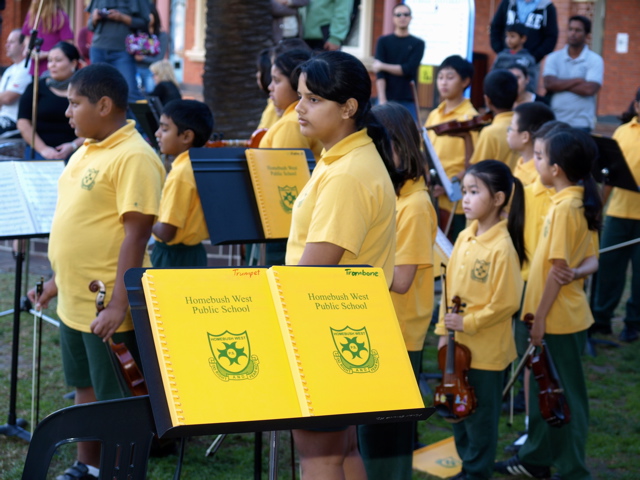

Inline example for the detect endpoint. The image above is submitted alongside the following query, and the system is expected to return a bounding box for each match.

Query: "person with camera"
[86,0,150,101]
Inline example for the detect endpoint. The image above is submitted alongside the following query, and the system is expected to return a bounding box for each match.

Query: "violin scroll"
[89,280,106,314]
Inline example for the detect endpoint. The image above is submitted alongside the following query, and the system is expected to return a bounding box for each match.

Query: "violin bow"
[30,276,43,432]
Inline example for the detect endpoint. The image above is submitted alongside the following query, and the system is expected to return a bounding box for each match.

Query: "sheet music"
[422,129,462,202]
[0,162,35,237]
[0,160,63,238]
[13,161,63,233]
[435,227,454,260]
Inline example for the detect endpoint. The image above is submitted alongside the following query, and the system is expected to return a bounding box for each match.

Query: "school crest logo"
[208,330,259,381]
[278,186,298,213]
[81,168,99,190]
[470,259,490,283]
[331,326,379,374]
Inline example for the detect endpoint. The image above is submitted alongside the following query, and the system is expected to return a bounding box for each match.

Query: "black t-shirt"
[18,79,75,148]
[374,34,425,102]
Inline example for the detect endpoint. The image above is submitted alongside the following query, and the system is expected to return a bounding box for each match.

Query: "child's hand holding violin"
[444,312,465,331]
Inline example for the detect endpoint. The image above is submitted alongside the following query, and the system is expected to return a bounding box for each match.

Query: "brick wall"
[598,0,639,116]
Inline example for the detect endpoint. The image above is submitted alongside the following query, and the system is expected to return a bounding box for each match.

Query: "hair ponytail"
[507,176,527,266]
[543,129,603,231]
[362,108,403,193]
[582,173,602,231]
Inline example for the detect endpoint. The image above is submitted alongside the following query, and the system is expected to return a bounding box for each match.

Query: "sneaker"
[504,433,528,454]
[56,461,98,480]
[494,456,550,478]
[619,325,639,343]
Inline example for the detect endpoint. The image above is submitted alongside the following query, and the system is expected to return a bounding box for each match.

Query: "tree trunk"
[204,0,272,139]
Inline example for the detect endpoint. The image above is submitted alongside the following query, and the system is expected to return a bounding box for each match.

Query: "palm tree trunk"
[204,0,272,139]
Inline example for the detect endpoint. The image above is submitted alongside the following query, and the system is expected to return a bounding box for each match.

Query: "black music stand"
[129,98,163,150]
[591,135,638,192]
[0,160,63,441]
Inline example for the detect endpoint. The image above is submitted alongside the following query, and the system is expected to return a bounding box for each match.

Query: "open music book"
[0,160,64,238]
[135,265,428,437]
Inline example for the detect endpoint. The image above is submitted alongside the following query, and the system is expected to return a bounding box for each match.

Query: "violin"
[205,128,267,148]
[89,280,148,397]
[427,112,493,136]
[434,295,477,422]
[524,313,571,427]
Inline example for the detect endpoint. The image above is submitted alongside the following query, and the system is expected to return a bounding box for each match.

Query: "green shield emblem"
[208,330,259,381]
[278,185,298,213]
[331,326,379,374]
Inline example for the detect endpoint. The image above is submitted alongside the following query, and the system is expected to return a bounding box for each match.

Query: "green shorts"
[59,321,141,401]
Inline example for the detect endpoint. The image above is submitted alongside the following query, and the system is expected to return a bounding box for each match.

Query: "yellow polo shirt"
[259,101,323,159]
[49,121,165,333]
[513,157,538,186]
[153,151,209,246]
[285,129,396,286]
[390,177,438,351]
[425,99,478,214]
[606,116,640,220]
[258,98,280,129]
[435,220,521,371]
[470,111,519,171]
[522,177,554,281]
[523,186,598,334]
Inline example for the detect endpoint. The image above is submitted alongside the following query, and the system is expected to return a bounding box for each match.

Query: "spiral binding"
[146,275,185,423]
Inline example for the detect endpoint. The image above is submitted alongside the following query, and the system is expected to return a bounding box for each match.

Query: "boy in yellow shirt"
[29,64,165,480]
[152,99,214,267]
[470,69,520,171]
[507,102,555,186]
[425,55,477,240]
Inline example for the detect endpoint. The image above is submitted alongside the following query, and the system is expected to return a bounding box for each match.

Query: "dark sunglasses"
[394,12,411,17]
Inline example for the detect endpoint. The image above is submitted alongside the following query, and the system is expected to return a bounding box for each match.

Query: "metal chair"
[22,395,156,480]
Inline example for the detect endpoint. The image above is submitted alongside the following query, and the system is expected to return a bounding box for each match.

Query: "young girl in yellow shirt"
[435,159,526,480]
[496,128,601,479]
[360,102,437,479]
[286,50,398,480]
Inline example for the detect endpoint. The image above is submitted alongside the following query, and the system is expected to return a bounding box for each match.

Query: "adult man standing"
[543,15,603,132]
[372,3,425,121]
[0,29,30,137]
[303,0,353,51]
[490,0,558,64]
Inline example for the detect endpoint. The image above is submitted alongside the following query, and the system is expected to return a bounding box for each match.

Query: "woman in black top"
[149,59,182,106]
[18,42,84,161]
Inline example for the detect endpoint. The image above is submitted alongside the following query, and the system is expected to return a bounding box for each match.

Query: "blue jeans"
[136,66,155,94]
[90,47,143,102]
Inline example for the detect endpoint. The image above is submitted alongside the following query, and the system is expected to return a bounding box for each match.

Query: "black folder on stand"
[190,147,315,245]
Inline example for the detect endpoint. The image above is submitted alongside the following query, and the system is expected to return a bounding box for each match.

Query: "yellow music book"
[139,266,427,437]
[245,148,310,239]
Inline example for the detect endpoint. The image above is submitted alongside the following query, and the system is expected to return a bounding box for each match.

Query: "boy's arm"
[90,211,155,340]
[530,258,564,346]
[152,221,177,243]
[390,264,418,294]
[549,255,598,285]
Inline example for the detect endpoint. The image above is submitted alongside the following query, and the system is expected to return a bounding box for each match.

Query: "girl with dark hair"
[257,49,321,265]
[285,50,396,480]
[436,159,525,480]
[496,128,601,479]
[360,102,437,479]
[17,42,84,161]
[259,49,321,159]
[256,47,281,129]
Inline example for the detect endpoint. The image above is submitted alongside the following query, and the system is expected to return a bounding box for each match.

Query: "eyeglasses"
[394,12,411,17]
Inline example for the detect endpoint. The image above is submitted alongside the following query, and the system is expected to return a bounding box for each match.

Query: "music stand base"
[0,421,31,442]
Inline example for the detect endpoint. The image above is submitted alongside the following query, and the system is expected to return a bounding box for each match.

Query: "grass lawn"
[1,269,638,479]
